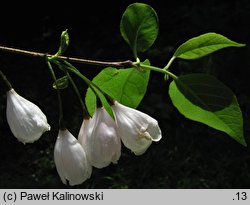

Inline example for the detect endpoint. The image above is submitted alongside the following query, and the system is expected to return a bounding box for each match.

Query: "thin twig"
[0,45,133,68]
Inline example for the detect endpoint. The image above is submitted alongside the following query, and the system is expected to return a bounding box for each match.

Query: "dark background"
[0,0,250,188]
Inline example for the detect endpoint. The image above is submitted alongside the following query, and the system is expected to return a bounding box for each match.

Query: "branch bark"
[0,45,133,68]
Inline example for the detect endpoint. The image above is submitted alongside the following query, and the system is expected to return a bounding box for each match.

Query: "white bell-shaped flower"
[79,107,121,169]
[54,129,92,186]
[6,88,50,143]
[111,101,162,155]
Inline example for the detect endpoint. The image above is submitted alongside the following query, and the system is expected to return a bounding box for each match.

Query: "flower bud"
[54,129,92,186]
[111,101,162,155]
[6,89,50,143]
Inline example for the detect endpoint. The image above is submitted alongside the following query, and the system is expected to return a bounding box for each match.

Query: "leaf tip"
[240,139,247,147]
[238,43,246,47]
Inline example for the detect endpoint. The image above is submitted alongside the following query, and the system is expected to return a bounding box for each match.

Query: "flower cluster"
[54,101,162,185]
[5,87,162,186]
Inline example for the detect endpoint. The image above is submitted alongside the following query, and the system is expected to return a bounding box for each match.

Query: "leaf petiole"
[138,63,178,80]
[163,56,176,71]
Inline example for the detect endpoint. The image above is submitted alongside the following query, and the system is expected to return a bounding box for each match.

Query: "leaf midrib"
[176,43,238,57]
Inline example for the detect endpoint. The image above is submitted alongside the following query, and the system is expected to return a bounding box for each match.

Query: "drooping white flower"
[6,88,50,143]
[111,101,162,155]
[78,108,121,169]
[54,129,92,186]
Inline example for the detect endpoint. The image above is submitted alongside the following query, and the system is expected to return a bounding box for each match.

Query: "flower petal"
[83,107,121,168]
[78,118,91,147]
[6,89,50,143]
[112,101,162,155]
[54,129,92,186]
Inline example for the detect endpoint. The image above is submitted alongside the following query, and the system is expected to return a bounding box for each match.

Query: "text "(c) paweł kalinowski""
[20,191,104,201]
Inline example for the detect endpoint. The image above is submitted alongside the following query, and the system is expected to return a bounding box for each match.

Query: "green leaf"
[120,3,159,58]
[56,29,69,56]
[169,74,246,146]
[53,76,69,90]
[85,60,151,116]
[174,33,245,60]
